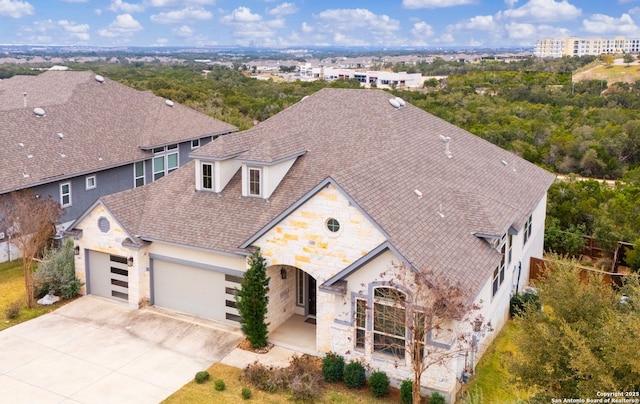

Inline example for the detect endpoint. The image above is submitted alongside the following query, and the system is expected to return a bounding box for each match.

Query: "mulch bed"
[237,338,274,354]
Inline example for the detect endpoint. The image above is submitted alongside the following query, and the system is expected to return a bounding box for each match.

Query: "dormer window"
[248,167,262,196]
[202,163,213,190]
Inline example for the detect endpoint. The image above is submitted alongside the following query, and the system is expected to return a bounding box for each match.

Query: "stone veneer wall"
[254,183,387,351]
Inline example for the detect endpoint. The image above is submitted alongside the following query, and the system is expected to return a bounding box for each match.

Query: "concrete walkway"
[0,296,242,404]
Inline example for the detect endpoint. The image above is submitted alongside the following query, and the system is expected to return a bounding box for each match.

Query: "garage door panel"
[152,260,226,321]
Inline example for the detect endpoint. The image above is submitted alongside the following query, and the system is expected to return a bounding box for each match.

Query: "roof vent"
[27,153,33,159]
[22,171,29,178]
[395,97,406,107]
[389,98,401,108]
[57,132,64,140]
[165,99,174,107]
[33,107,45,117]
[95,75,105,83]
[60,152,66,158]
[440,135,452,158]
[18,142,24,148]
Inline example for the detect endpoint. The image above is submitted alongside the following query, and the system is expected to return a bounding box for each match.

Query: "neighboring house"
[69,88,555,400]
[0,70,237,261]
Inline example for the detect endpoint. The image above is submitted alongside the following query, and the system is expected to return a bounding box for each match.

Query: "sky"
[1,0,640,48]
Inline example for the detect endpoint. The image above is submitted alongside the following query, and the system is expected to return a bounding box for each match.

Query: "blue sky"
[0,0,639,48]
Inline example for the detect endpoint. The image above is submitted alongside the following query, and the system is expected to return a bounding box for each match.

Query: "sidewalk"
[220,345,301,369]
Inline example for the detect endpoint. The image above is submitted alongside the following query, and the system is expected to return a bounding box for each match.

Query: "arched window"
[373,287,406,357]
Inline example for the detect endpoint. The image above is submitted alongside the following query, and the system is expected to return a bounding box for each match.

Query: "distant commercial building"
[296,63,435,89]
[535,36,640,58]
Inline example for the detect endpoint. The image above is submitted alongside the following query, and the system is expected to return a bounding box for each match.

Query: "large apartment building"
[535,36,640,58]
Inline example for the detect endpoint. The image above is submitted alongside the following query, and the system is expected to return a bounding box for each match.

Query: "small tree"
[623,53,635,67]
[366,263,479,404]
[510,260,640,400]
[236,248,270,349]
[0,191,62,308]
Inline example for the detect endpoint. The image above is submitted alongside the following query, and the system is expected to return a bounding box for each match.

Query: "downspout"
[515,261,522,294]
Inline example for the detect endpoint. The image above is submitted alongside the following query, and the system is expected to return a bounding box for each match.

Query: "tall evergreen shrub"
[236,248,270,349]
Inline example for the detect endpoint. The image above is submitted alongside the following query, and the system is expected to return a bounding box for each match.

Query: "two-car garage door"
[151,259,227,321]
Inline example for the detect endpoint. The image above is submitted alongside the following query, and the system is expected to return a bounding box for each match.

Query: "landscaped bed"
[163,362,404,404]
[0,259,71,332]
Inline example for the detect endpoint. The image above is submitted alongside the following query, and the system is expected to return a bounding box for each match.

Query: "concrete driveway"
[0,296,242,404]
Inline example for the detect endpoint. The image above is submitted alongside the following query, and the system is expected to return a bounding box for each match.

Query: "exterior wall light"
[127,256,134,267]
[280,267,287,280]
[74,245,80,256]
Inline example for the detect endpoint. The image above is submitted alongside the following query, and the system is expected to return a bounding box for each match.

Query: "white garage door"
[152,259,229,321]
[87,250,129,302]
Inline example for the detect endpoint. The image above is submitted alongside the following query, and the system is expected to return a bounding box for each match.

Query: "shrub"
[242,361,271,391]
[510,291,541,317]
[289,368,323,401]
[430,392,446,404]
[194,370,210,384]
[400,379,413,404]
[368,370,390,397]
[343,360,366,389]
[5,299,21,319]
[33,239,83,300]
[214,379,226,391]
[241,388,251,399]
[235,248,270,349]
[321,351,344,382]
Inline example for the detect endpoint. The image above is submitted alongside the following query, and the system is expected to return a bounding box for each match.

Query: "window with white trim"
[153,144,179,181]
[85,175,96,190]
[248,167,261,196]
[355,298,366,350]
[134,161,145,187]
[202,163,213,190]
[523,215,533,246]
[191,139,200,149]
[373,287,406,358]
[60,182,71,207]
[493,233,507,297]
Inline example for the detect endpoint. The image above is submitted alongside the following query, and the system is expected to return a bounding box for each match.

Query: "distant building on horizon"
[535,36,640,58]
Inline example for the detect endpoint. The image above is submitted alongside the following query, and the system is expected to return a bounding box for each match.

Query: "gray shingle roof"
[0,70,237,193]
[100,88,555,296]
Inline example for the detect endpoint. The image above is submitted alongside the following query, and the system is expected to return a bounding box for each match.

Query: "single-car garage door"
[151,259,226,321]
[87,250,129,302]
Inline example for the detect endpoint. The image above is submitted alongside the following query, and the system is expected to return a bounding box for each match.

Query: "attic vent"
[60,152,66,158]
[57,132,64,139]
[389,98,401,108]
[395,97,406,107]
[18,143,24,148]
[165,99,174,107]
[440,135,452,158]
[22,171,29,178]
[95,75,105,83]
[97,216,110,233]
[33,107,45,117]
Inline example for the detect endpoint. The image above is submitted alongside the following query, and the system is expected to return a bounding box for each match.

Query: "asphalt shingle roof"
[0,70,237,193]
[100,88,555,297]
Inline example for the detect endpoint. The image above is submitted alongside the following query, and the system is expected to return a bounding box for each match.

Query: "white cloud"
[500,0,581,22]
[146,0,215,7]
[505,22,537,39]
[222,7,262,23]
[150,6,212,23]
[582,13,640,35]
[301,22,313,33]
[411,21,434,38]
[98,13,143,37]
[172,25,193,37]
[0,0,34,18]
[59,0,88,2]
[316,9,400,33]
[267,2,298,16]
[58,19,90,40]
[108,0,144,13]
[505,0,518,6]
[402,0,476,9]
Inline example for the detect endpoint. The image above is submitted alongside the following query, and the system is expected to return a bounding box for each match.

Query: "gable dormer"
[194,156,242,193]
[239,151,306,199]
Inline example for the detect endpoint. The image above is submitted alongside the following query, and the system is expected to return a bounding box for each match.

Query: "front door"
[307,275,317,317]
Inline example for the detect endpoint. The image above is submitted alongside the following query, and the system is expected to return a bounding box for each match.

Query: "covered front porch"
[269,314,317,354]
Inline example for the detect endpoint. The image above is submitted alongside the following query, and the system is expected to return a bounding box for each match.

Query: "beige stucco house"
[68,88,555,401]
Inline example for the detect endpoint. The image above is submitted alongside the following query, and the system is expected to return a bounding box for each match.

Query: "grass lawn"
[0,259,70,332]
[574,62,640,84]
[163,362,403,404]
[459,321,529,404]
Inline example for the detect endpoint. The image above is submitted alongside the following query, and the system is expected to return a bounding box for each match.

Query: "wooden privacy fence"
[529,257,631,288]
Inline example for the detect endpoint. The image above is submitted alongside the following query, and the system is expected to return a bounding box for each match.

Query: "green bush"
[510,291,541,317]
[5,299,21,319]
[368,370,390,397]
[430,392,446,404]
[33,239,84,300]
[321,352,344,382]
[241,388,251,399]
[214,379,225,391]
[194,370,210,384]
[343,360,366,389]
[400,379,413,404]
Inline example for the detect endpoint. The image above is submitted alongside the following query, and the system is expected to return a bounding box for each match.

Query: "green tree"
[602,53,615,67]
[510,260,640,400]
[236,248,270,349]
[623,53,635,67]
